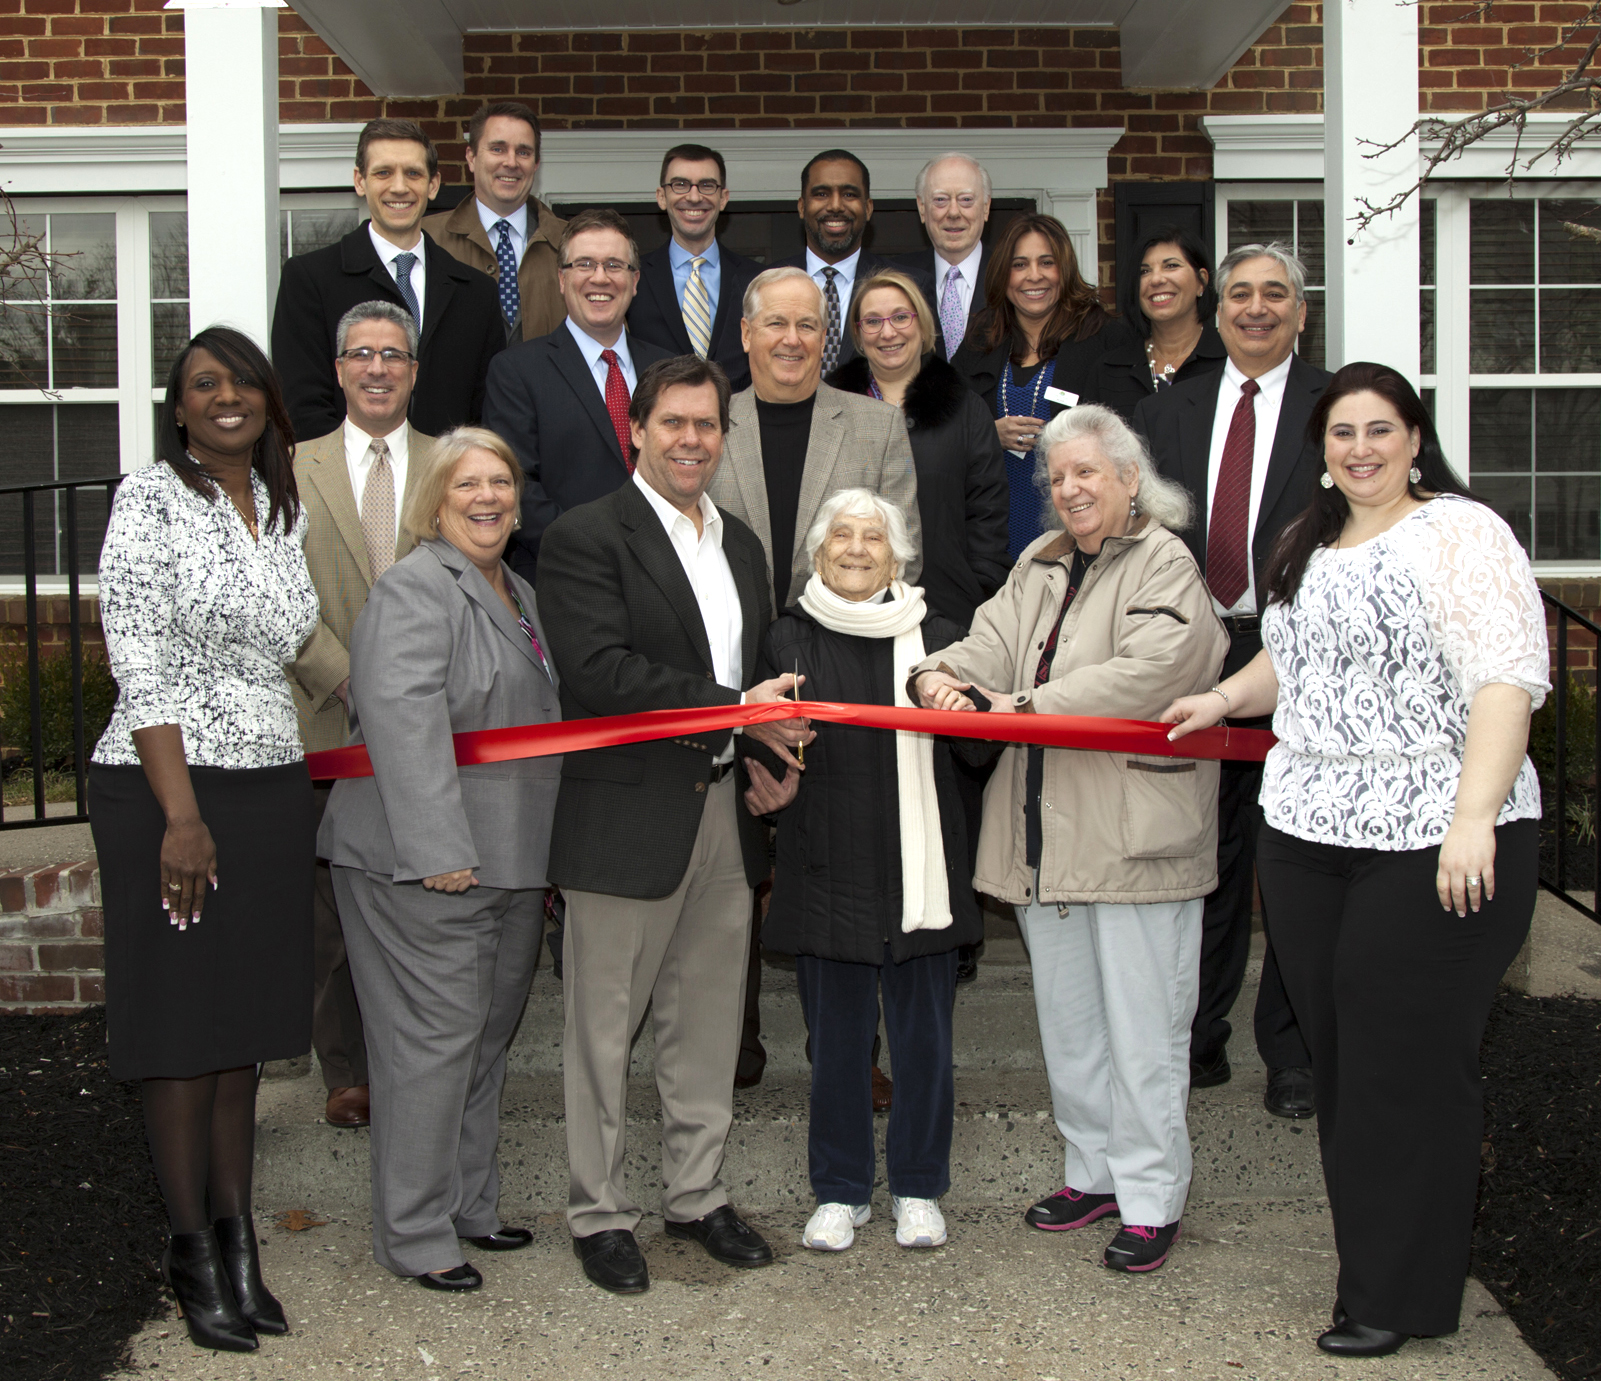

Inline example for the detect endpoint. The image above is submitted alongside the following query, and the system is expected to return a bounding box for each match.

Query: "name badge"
[1045,386,1079,407]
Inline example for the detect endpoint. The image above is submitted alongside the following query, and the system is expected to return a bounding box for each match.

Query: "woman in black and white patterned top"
[1162,362,1548,1359]
[89,326,317,1355]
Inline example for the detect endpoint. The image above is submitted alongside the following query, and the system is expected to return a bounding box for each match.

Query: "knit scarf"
[796,573,952,933]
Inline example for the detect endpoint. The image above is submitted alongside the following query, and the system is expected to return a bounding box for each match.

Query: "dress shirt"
[367,224,427,332]
[342,417,410,554]
[804,246,863,307]
[632,471,745,764]
[1204,353,1293,617]
[933,242,984,320]
[565,317,637,401]
[475,199,528,264]
[669,237,722,316]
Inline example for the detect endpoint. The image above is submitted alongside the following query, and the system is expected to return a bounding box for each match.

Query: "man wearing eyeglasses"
[289,299,434,1135]
[482,208,672,578]
[898,153,994,361]
[627,145,761,393]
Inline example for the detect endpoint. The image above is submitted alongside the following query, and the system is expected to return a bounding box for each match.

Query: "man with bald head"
[898,152,994,361]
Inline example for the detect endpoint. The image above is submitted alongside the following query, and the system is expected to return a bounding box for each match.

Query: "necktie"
[1206,378,1261,609]
[683,256,714,358]
[939,265,966,359]
[599,348,634,472]
[492,220,520,330]
[821,266,842,376]
[391,251,421,329]
[360,437,395,582]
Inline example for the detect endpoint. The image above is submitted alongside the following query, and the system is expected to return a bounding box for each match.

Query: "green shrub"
[0,646,117,771]
[1528,672,1598,796]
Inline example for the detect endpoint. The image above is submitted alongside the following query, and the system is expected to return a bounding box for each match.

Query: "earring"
[1409,465,1422,485]
[1319,472,1334,489]
[1128,496,1138,519]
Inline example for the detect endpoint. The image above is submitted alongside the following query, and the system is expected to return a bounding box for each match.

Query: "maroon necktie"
[1206,378,1260,609]
[599,348,634,472]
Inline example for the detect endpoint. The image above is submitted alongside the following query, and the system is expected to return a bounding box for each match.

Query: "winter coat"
[1082,324,1227,425]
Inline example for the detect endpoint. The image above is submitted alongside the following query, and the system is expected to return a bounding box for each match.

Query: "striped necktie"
[683,255,713,358]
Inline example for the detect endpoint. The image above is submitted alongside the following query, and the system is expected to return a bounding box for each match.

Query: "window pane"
[0,304,49,390]
[284,209,361,260]
[1470,389,1532,472]
[1295,200,1324,285]
[1420,199,1437,286]
[51,305,118,388]
[149,210,189,299]
[1537,475,1600,560]
[1228,200,1293,251]
[1421,288,1436,375]
[1536,388,1601,472]
[1471,200,1534,285]
[1539,289,1601,372]
[1298,291,1324,371]
[0,404,117,576]
[1538,199,1601,285]
[1470,288,1535,371]
[47,213,117,301]
[152,302,189,387]
[1475,475,1533,553]
[5,214,49,303]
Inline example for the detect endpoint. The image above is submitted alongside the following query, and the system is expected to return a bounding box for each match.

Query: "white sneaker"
[891,1195,947,1248]
[802,1202,871,1251]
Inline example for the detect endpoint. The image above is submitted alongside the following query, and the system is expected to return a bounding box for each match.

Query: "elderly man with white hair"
[912,404,1227,1274]
[741,488,983,1255]
[897,151,993,360]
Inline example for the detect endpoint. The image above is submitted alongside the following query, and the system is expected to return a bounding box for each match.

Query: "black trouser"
[312,785,367,1090]
[1256,819,1537,1338]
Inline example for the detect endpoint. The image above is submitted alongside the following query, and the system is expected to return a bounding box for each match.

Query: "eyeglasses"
[560,258,637,276]
[926,194,981,212]
[662,178,724,196]
[337,347,415,367]
[858,311,918,335]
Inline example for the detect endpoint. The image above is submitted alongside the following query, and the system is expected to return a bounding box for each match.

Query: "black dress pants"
[1256,819,1537,1338]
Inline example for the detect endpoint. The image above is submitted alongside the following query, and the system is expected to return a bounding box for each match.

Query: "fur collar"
[826,353,969,432]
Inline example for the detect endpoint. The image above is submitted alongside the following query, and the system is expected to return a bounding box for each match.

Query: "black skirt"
[89,761,314,1080]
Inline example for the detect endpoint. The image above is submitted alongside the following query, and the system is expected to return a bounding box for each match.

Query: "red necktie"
[599,348,634,473]
[1206,377,1260,609]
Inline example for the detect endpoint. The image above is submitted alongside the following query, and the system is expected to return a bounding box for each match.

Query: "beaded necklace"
[997,355,1056,432]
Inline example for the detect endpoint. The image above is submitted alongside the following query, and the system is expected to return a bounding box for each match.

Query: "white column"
[170,0,283,351]
[1324,0,1420,383]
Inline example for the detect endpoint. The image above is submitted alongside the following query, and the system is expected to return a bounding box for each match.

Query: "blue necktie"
[493,220,520,329]
[391,251,421,328]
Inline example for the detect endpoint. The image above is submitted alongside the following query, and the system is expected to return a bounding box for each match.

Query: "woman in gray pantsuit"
[319,426,561,1292]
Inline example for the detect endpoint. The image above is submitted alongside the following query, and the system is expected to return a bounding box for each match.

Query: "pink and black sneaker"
[1103,1220,1180,1272]
[1023,1186,1121,1232]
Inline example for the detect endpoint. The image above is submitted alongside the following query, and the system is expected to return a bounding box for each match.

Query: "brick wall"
[0,596,103,655]
[0,861,102,1013]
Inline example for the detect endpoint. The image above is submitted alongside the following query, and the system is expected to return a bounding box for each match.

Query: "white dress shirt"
[476,199,528,265]
[343,417,410,555]
[565,317,637,401]
[1205,354,1293,617]
[367,224,427,332]
[934,242,984,320]
[632,471,745,765]
[805,246,863,306]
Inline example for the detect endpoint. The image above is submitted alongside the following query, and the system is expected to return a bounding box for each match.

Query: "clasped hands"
[912,669,1014,714]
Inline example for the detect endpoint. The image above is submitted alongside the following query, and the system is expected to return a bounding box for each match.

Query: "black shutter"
[1113,181,1216,303]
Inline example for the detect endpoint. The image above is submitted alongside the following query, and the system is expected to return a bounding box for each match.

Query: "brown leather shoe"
[324,1086,370,1127]
[871,1065,893,1113]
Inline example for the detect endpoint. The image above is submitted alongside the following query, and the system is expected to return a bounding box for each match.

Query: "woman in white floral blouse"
[1163,361,1549,1359]
[90,326,318,1355]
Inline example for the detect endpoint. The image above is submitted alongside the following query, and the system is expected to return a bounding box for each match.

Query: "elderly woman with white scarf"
[740,488,984,1255]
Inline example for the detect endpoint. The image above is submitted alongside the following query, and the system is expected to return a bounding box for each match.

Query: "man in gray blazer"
[537,355,810,1296]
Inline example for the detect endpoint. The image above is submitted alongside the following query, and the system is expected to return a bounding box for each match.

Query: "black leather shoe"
[212,1215,287,1334]
[573,1229,649,1294]
[1189,1047,1231,1088]
[1265,1066,1316,1119]
[1317,1321,1409,1356]
[462,1228,533,1251]
[161,1230,258,1352]
[1332,1298,1348,1327]
[664,1204,774,1268]
[955,945,978,984]
[416,1263,482,1292]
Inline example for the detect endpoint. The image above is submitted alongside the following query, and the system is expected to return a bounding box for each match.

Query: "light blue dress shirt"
[564,317,638,399]
[669,238,722,319]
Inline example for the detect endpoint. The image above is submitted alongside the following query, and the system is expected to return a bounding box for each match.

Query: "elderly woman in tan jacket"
[912,403,1226,1274]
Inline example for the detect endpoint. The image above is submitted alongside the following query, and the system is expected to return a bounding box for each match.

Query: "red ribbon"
[305,700,1274,782]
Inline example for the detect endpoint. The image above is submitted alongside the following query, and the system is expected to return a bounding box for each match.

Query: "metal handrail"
[1538,589,1601,923]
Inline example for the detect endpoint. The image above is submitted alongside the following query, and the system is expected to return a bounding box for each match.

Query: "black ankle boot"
[213,1214,288,1334]
[161,1229,258,1352]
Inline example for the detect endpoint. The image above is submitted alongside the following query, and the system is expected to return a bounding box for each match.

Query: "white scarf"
[797,573,952,934]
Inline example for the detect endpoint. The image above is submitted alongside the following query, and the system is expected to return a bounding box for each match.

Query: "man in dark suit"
[627,143,761,393]
[1133,243,1328,1121]
[772,148,934,375]
[272,118,504,442]
[896,152,993,362]
[537,355,811,1297]
[481,208,673,579]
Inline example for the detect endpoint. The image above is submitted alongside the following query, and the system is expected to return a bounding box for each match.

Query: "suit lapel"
[725,534,762,681]
[551,331,629,468]
[417,241,458,357]
[1181,374,1223,571]
[620,486,715,674]
[303,431,372,586]
[1258,357,1322,526]
[643,251,694,355]
[431,538,545,673]
[707,249,741,355]
[795,387,848,568]
[724,391,774,572]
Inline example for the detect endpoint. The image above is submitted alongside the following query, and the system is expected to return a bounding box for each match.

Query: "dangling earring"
[1409,465,1422,485]
[1128,495,1138,519]
[1319,471,1334,489]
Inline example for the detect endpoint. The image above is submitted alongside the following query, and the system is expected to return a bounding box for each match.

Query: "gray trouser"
[562,775,754,1237]
[334,867,540,1277]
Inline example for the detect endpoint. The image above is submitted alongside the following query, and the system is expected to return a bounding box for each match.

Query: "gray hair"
[743,264,824,322]
[802,487,919,576]
[914,152,992,204]
[1034,405,1193,533]
[1217,241,1307,307]
[336,299,418,357]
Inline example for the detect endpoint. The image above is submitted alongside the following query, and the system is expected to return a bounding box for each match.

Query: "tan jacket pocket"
[1120,756,1207,860]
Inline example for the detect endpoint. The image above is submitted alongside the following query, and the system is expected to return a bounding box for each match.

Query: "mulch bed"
[1473,990,1601,1381]
[0,1007,167,1381]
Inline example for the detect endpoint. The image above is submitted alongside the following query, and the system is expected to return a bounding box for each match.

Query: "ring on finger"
[168,882,182,892]
[1466,875,1482,887]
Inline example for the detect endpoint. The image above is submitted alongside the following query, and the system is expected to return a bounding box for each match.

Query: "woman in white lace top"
[1162,362,1547,1359]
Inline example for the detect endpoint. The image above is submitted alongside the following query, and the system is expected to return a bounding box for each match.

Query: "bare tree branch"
[0,177,73,395]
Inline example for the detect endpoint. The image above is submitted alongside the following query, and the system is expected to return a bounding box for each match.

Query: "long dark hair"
[1118,225,1216,337]
[159,326,300,536]
[1263,361,1475,606]
[980,212,1109,363]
